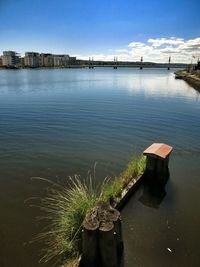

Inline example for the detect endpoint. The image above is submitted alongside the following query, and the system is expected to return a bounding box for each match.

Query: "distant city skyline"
[0,0,200,63]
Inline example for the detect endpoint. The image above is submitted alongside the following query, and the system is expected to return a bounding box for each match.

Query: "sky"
[0,0,200,63]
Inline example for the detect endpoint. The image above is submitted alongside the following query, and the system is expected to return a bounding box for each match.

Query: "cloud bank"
[78,37,200,63]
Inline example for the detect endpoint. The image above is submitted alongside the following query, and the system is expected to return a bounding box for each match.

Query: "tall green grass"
[37,155,146,265]
[36,175,102,265]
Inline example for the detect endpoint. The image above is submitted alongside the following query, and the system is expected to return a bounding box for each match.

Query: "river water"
[0,68,199,267]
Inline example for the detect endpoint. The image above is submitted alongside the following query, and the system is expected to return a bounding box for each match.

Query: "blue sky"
[0,0,200,62]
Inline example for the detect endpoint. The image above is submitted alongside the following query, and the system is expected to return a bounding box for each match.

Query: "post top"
[143,143,173,159]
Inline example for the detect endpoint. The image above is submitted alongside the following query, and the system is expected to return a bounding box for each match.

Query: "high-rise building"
[24,52,40,67]
[2,51,20,68]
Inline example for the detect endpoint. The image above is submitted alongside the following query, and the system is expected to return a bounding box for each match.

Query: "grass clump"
[36,175,102,265]
[102,177,123,201]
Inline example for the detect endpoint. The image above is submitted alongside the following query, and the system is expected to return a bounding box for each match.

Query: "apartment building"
[53,54,70,67]
[1,51,77,68]
[24,52,40,67]
[2,51,20,67]
[40,53,54,67]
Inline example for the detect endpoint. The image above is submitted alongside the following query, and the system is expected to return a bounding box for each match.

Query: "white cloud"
[148,37,184,47]
[77,37,200,63]
[178,38,200,53]
[160,47,180,54]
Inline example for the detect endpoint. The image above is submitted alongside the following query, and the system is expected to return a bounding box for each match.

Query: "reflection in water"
[139,179,168,209]
[0,68,200,101]
[124,71,200,100]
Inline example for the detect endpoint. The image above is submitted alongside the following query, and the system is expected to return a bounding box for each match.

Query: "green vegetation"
[102,155,146,201]
[37,155,146,265]
[36,175,102,265]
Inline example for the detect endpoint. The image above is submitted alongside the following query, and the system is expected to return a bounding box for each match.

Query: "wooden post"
[82,207,99,267]
[114,217,123,255]
[81,202,122,267]
[143,143,173,183]
[99,221,118,267]
[146,156,157,176]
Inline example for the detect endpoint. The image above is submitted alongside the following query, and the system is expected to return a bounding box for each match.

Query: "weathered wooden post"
[81,202,123,267]
[81,207,100,267]
[99,221,118,267]
[143,143,173,183]
[114,217,123,255]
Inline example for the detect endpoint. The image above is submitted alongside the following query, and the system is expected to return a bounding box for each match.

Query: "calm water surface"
[0,68,200,267]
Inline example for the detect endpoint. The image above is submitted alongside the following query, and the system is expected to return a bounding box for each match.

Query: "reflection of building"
[2,51,20,68]
[24,52,40,67]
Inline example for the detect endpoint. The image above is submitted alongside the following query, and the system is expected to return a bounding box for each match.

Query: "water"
[0,68,199,267]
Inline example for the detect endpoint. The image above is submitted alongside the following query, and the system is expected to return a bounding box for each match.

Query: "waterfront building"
[24,52,40,68]
[20,57,25,68]
[2,51,20,68]
[69,56,77,64]
[53,54,70,67]
[40,53,54,67]
[0,56,2,67]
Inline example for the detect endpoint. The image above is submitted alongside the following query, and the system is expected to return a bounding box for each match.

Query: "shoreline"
[175,70,200,92]
[0,65,186,70]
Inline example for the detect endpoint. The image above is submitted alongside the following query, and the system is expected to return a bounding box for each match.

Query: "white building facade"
[24,52,40,67]
[2,51,20,67]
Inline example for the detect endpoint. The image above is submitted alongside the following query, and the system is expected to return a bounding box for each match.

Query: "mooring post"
[81,207,99,267]
[81,202,122,267]
[114,217,123,255]
[99,221,118,267]
[143,143,173,183]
